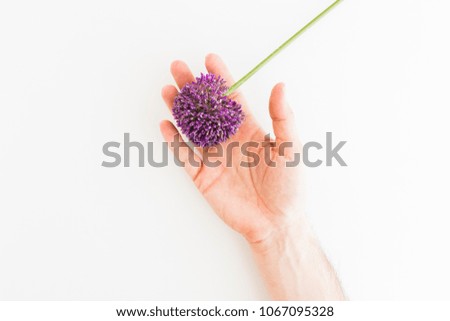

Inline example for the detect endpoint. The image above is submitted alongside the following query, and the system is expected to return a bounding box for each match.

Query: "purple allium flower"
[172,73,244,147]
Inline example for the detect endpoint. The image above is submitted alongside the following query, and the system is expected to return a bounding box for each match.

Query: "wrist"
[248,214,313,255]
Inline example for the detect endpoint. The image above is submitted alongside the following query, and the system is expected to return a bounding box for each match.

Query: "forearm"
[249,217,345,300]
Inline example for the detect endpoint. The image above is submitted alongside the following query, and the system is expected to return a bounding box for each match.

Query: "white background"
[1,0,449,300]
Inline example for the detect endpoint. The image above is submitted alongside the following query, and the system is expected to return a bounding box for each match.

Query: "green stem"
[225,0,342,96]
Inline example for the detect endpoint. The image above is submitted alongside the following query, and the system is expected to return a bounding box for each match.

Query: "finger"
[204,53,251,115]
[170,60,195,90]
[161,85,178,111]
[160,120,203,180]
[205,53,236,85]
[269,83,299,144]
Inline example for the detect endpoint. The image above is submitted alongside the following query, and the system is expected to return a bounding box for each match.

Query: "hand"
[160,54,345,300]
[160,53,304,245]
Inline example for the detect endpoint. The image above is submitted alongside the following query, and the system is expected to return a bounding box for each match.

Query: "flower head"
[172,73,244,147]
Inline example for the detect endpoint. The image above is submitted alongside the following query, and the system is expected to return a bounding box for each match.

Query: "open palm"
[160,54,303,244]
